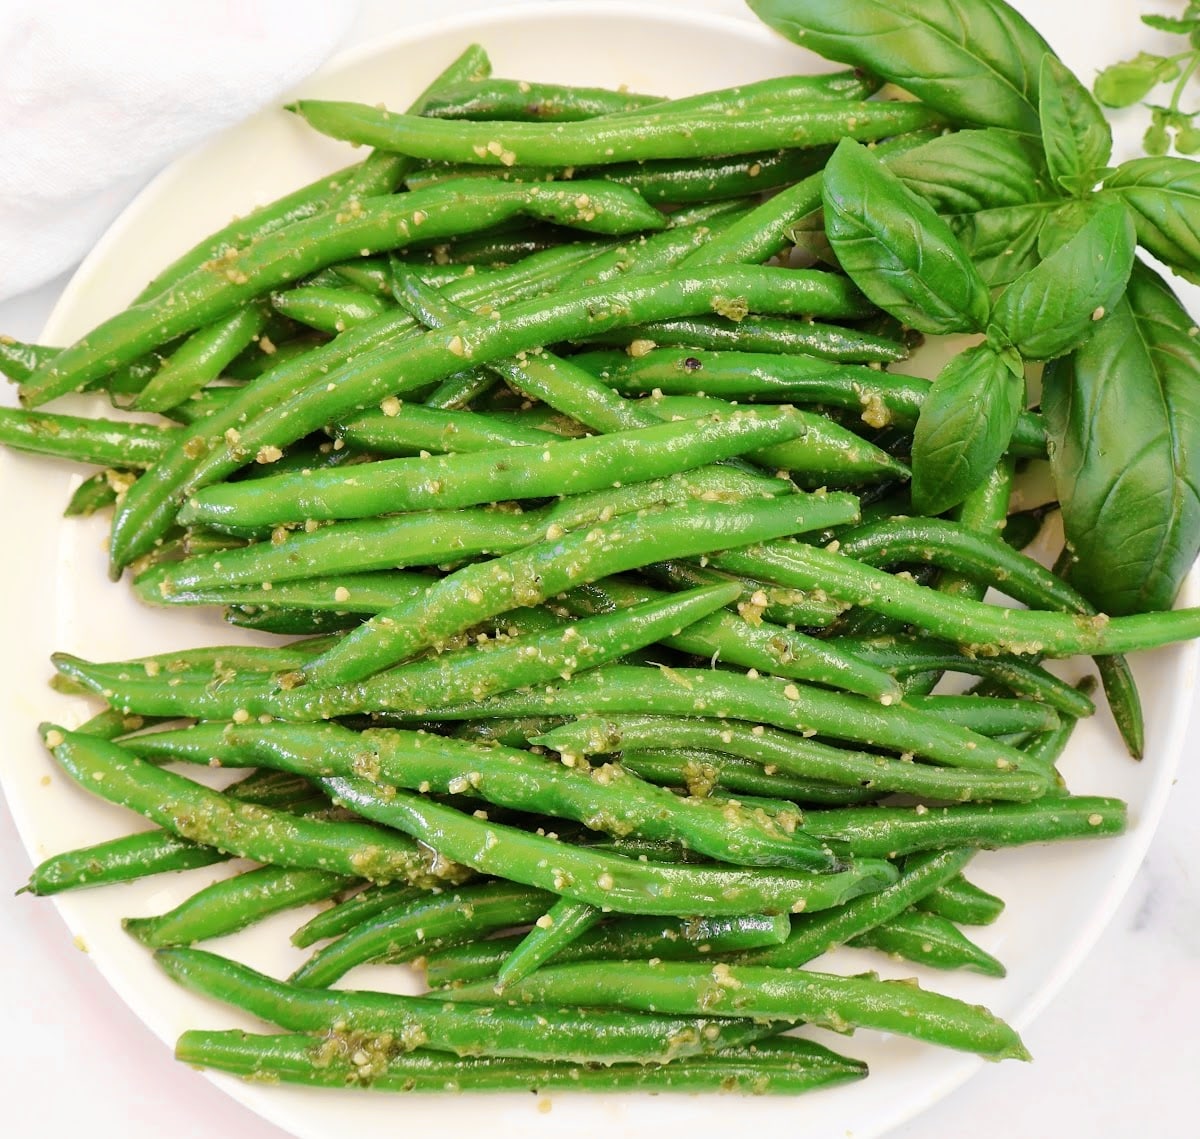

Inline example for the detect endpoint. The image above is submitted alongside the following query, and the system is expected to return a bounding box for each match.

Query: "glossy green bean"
[739,848,976,967]
[290,97,941,168]
[422,664,1038,776]
[915,874,1005,927]
[422,77,660,120]
[178,406,820,528]
[0,407,172,470]
[290,882,554,988]
[494,898,601,992]
[532,714,1047,803]
[798,797,1126,858]
[336,403,563,456]
[123,865,352,948]
[133,306,268,412]
[423,912,793,988]
[175,1030,865,1094]
[581,314,908,363]
[850,909,1005,976]
[559,575,901,701]
[156,947,770,1065]
[291,883,424,948]
[271,285,392,334]
[831,635,1095,720]
[21,771,322,895]
[446,959,1028,1061]
[613,750,880,807]
[902,694,1060,737]
[712,542,1200,658]
[42,729,467,887]
[303,491,858,686]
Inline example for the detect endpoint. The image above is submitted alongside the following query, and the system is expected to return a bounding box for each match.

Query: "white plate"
[1,3,1197,1139]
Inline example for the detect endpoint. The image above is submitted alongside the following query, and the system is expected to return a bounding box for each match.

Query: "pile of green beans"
[7,20,1199,1108]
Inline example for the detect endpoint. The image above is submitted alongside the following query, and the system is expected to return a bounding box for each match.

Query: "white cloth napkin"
[0,0,359,302]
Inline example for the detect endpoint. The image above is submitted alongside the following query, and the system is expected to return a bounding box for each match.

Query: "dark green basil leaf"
[1039,54,1112,191]
[990,201,1135,360]
[1105,156,1200,274]
[822,139,991,334]
[888,129,1053,213]
[911,344,1026,515]
[1043,261,1200,615]
[1036,197,1106,257]
[746,0,1052,134]
[950,201,1059,286]
[1093,52,1177,108]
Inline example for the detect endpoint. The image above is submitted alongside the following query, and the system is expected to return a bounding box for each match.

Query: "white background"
[1,2,1197,1137]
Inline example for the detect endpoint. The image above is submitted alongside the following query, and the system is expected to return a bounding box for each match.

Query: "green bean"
[915,874,1005,927]
[798,798,1126,859]
[42,729,467,888]
[1096,654,1145,759]
[175,1030,866,1094]
[73,708,158,741]
[423,664,1039,777]
[628,394,909,483]
[24,179,665,407]
[178,406,821,528]
[141,571,433,617]
[446,959,1028,1061]
[642,559,846,627]
[835,517,1103,614]
[572,346,1046,454]
[21,770,322,895]
[303,491,858,686]
[614,751,880,807]
[738,848,976,967]
[831,635,1095,720]
[290,882,554,989]
[421,77,661,121]
[712,541,1200,658]
[320,773,897,917]
[0,335,55,383]
[292,883,424,948]
[271,285,392,334]
[133,307,269,412]
[851,909,1005,977]
[124,714,838,871]
[0,407,172,470]
[156,947,772,1065]
[494,899,601,992]
[902,694,1060,737]
[582,314,908,363]
[290,97,941,169]
[336,403,564,456]
[62,470,121,516]
[123,865,352,948]
[559,575,901,701]
[533,715,1047,803]
[424,912,794,988]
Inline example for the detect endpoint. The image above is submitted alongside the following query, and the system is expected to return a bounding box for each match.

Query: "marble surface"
[1,2,1197,1136]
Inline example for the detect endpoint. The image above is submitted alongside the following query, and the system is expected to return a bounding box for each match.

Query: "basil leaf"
[1141,14,1198,34]
[1043,261,1200,615]
[950,201,1059,286]
[1039,54,1112,192]
[1036,197,1106,257]
[888,128,1053,213]
[822,139,991,335]
[991,200,1135,360]
[1093,52,1177,108]
[747,0,1053,134]
[1104,156,1200,275]
[911,344,1025,515]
